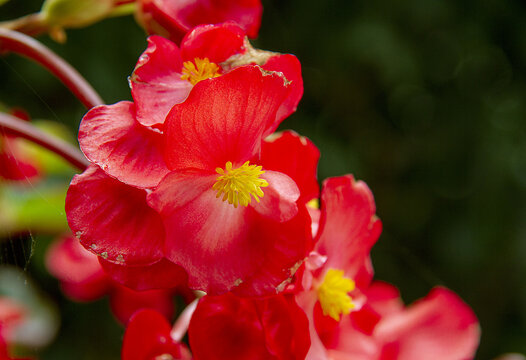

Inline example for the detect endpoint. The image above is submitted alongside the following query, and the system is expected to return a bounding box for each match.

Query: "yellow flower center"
[316,268,356,321]
[213,161,269,208]
[181,57,221,85]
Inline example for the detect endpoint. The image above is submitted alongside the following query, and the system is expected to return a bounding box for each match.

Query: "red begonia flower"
[147,66,311,295]
[45,234,178,324]
[130,22,303,132]
[261,131,320,204]
[0,298,31,360]
[122,309,191,360]
[294,175,382,360]
[136,0,262,43]
[188,293,310,360]
[319,282,480,360]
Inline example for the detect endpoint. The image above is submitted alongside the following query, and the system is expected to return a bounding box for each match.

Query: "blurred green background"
[1,0,525,358]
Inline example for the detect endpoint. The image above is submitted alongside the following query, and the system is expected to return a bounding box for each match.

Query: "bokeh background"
[1,0,525,358]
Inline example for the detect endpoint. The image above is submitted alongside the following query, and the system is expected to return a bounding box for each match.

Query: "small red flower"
[122,309,191,360]
[188,293,310,360]
[136,0,263,43]
[317,282,480,360]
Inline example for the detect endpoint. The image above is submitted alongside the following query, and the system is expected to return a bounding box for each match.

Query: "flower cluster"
[57,1,481,359]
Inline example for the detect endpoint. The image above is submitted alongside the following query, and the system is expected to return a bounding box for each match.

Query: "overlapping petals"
[188,293,310,360]
[129,22,303,131]
[147,66,311,295]
[320,282,480,360]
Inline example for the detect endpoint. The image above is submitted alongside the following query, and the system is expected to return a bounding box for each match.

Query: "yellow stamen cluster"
[317,268,356,321]
[181,57,221,85]
[213,161,269,208]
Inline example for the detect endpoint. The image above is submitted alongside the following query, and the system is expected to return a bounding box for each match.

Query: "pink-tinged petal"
[262,54,304,133]
[262,131,320,203]
[315,175,382,289]
[148,170,311,296]
[122,309,191,360]
[141,0,262,43]
[181,22,245,63]
[109,285,174,325]
[130,36,192,127]
[79,101,170,188]
[164,65,291,171]
[374,287,480,360]
[99,258,188,291]
[296,291,330,360]
[66,165,165,266]
[45,235,111,302]
[253,170,299,222]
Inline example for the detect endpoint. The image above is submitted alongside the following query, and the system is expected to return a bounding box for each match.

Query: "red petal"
[262,54,304,133]
[99,258,188,291]
[122,309,191,360]
[315,175,382,289]
[79,101,170,188]
[109,285,174,325]
[130,36,192,127]
[375,287,480,360]
[254,170,299,222]
[45,236,111,302]
[189,294,309,360]
[181,22,245,64]
[261,131,320,203]
[148,170,311,296]
[145,0,262,42]
[164,65,291,171]
[66,165,165,265]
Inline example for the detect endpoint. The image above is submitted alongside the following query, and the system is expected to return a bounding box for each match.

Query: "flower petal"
[99,258,188,291]
[374,287,480,360]
[66,165,165,265]
[253,170,299,222]
[262,130,320,203]
[181,22,245,64]
[315,175,382,289]
[148,170,311,296]
[130,36,192,127]
[164,65,291,171]
[79,101,170,188]
[262,54,304,133]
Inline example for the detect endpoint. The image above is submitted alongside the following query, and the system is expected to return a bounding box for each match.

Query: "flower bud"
[40,0,116,29]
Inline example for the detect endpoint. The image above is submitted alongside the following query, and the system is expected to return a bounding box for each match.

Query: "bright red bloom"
[136,0,262,43]
[294,175,382,359]
[67,65,312,296]
[46,235,177,324]
[316,282,480,360]
[122,309,191,360]
[188,293,310,360]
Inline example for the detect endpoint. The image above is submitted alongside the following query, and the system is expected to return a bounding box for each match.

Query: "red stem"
[0,112,89,171]
[0,28,103,109]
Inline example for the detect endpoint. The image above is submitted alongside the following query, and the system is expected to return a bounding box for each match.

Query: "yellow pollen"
[181,57,221,85]
[316,269,356,321]
[212,161,269,208]
[307,198,319,209]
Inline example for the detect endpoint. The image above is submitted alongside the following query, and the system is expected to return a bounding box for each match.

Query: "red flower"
[0,297,30,360]
[294,175,382,359]
[317,282,480,360]
[122,309,191,360]
[46,235,178,324]
[67,65,312,296]
[136,0,263,43]
[188,293,310,360]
